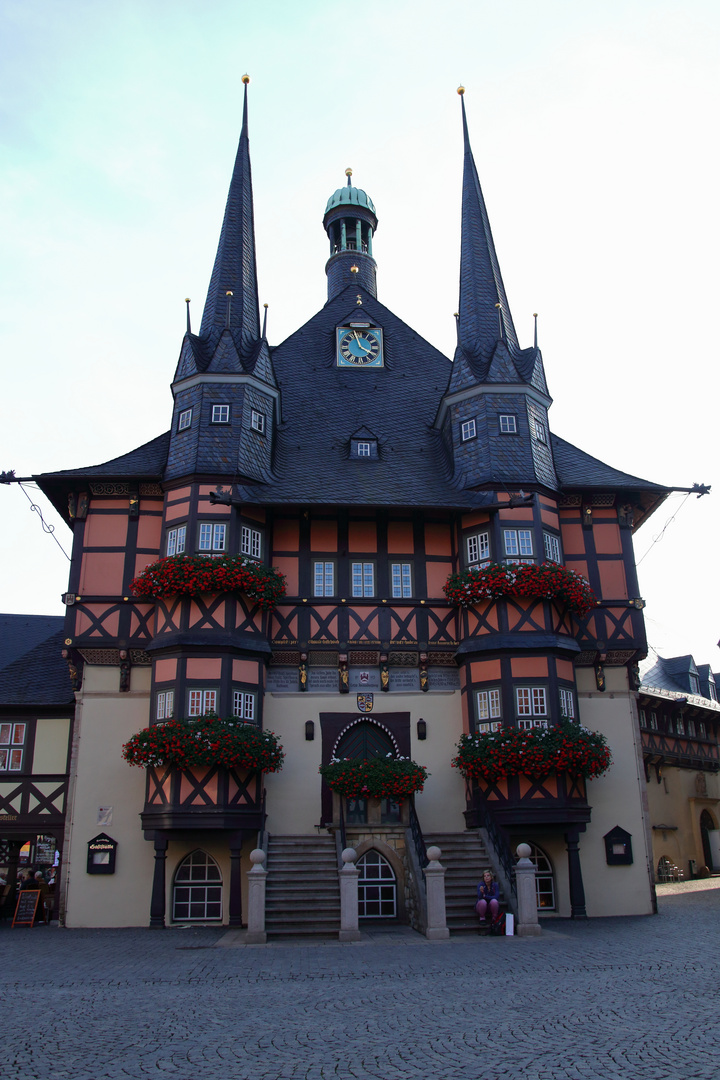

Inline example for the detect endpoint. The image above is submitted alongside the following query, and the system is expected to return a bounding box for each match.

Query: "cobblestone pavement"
[2,880,719,1080]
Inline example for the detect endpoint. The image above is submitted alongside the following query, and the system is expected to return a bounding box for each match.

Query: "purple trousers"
[475,898,499,919]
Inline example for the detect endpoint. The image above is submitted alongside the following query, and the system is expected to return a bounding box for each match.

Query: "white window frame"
[559,688,575,719]
[466,532,490,567]
[518,718,549,730]
[188,690,218,717]
[687,719,696,738]
[198,523,227,553]
[543,532,561,564]
[390,562,412,598]
[356,441,371,457]
[166,524,187,557]
[516,686,547,717]
[232,691,255,722]
[533,418,547,443]
[250,410,265,434]
[241,525,262,560]
[156,690,175,721]
[504,529,534,562]
[699,721,707,738]
[499,414,517,434]
[351,561,375,597]
[649,710,658,731]
[211,404,230,424]
[477,689,501,723]
[313,561,335,597]
[0,723,26,772]
[461,419,477,442]
[178,408,193,431]
[675,716,685,735]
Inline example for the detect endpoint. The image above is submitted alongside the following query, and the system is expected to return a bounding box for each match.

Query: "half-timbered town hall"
[18,82,697,930]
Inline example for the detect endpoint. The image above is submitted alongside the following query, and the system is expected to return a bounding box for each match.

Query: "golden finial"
[242,74,250,85]
[350,265,359,275]
[495,302,502,309]
[345,168,353,177]
[185,297,191,303]
[457,85,465,95]
[226,291,234,297]
[263,303,268,309]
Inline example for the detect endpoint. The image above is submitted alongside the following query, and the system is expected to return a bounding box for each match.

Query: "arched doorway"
[334,721,401,824]
[700,810,715,871]
[172,850,223,923]
[357,849,397,919]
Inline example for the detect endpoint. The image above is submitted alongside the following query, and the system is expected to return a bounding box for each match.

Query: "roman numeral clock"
[336,325,384,367]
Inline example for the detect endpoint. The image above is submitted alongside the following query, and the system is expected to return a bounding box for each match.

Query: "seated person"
[475,869,500,921]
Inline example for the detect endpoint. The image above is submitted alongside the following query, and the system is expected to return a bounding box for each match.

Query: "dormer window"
[251,410,265,434]
[461,419,476,442]
[178,408,193,431]
[689,672,700,695]
[532,418,546,443]
[211,404,230,424]
[350,438,378,459]
[499,414,517,434]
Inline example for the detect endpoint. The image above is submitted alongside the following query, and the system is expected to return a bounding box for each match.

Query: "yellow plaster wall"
[573,667,655,917]
[33,718,71,774]
[645,765,720,875]
[263,691,467,835]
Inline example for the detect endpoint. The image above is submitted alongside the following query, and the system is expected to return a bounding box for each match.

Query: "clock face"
[336,326,383,367]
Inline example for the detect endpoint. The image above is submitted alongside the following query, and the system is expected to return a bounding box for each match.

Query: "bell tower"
[323,169,378,300]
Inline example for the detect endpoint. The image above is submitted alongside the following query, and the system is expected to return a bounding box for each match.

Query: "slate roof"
[226,284,497,509]
[0,616,73,707]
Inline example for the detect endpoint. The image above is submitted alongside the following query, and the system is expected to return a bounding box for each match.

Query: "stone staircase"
[265,835,341,938]
[424,831,503,933]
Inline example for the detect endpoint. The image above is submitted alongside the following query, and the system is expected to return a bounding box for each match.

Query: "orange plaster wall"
[233,660,258,683]
[311,520,337,551]
[348,521,377,552]
[154,659,178,682]
[541,508,560,528]
[186,658,222,680]
[556,659,575,681]
[197,498,231,515]
[593,523,622,554]
[134,553,157,577]
[470,659,502,682]
[167,486,192,501]
[136,515,162,551]
[498,507,534,522]
[89,499,127,511]
[75,605,119,637]
[426,561,452,598]
[271,609,298,638]
[83,512,128,547]
[79,552,126,594]
[565,559,589,580]
[387,521,414,553]
[511,657,549,678]
[425,522,452,556]
[130,606,153,636]
[598,560,628,599]
[560,522,584,554]
[164,500,190,522]
[274,518,300,551]
[273,556,298,594]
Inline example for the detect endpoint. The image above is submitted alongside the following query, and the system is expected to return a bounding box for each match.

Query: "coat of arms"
[357,693,374,713]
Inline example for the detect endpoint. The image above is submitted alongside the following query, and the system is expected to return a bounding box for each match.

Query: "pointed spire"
[456,88,519,362]
[199,76,261,362]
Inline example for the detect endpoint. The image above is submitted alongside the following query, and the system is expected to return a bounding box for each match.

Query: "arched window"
[357,849,397,919]
[172,850,223,923]
[519,843,556,910]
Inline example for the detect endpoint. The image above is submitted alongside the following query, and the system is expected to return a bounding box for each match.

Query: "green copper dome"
[324,176,376,217]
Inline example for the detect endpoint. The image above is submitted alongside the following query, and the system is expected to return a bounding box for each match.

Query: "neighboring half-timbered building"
[34,85,680,927]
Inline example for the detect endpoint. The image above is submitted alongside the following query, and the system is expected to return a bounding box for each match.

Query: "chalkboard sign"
[12,889,40,928]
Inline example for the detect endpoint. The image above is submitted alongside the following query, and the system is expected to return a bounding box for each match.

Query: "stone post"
[246,848,267,944]
[515,842,542,937]
[424,845,450,941]
[339,847,361,942]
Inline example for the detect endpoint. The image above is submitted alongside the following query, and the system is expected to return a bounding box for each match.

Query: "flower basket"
[123,716,284,772]
[443,562,596,616]
[319,756,429,800]
[452,721,611,784]
[131,554,286,610]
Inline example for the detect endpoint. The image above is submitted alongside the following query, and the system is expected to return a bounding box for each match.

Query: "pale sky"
[1,0,718,671]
